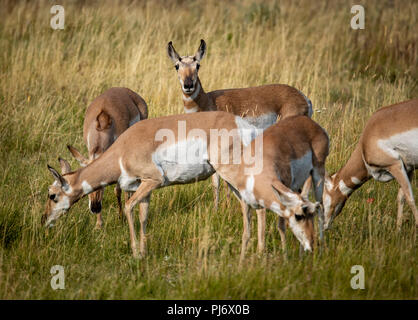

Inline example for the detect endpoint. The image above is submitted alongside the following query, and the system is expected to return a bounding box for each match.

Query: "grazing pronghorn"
[323,99,418,230]
[167,39,314,238]
[42,111,318,258]
[68,87,148,228]
[213,115,329,255]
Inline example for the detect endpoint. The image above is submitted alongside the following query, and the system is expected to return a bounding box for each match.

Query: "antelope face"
[167,39,206,95]
[43,162,75,227]
[323,174,347,230]
[287,200,318,252]
[272,185,318,251]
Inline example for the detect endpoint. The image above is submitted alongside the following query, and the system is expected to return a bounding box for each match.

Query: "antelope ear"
[301,176,312,199]
[167,41,181,63]
[96,111,112,131]
[47,164,68,188]
[195,39,206,61]
[67,145,88,167]
[58,157,71,174]
[272,183,300,208]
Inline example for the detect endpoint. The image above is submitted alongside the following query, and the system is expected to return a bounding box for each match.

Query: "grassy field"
[0,0,417,299]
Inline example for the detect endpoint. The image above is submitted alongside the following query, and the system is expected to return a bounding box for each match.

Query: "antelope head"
[167,39,206,95]
[43,158,80,227]
[273,185,320,252]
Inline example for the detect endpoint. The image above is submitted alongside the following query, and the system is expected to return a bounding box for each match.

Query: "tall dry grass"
[0,0,417,299]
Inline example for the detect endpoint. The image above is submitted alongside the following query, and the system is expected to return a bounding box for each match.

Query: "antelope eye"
[175,65,179,70]
[295,214,304,221]
[302,206,309,215]
[196,64,200,70]
[49,194,57,202]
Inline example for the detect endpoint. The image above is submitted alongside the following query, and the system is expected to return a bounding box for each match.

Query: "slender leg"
[212,174,220,210]
[240,200,251,261]
[256,209,266,253]
[388,163,418,228]
[312,166,325,241]
[124,180,160,258]
[114,183,123,219]
[139,193,151,257]
[278,217,286,252]
[124,191,133,203]
[396,188,405,230]
[95,213,103,229]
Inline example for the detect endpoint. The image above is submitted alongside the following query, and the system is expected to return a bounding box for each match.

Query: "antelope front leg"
[256,209,266,253]
[124,180,160,258]
[139,193,151,257]
[114,183,123,219]
[278,217,286,252]
[389,166,417,228]
[311,167,325,241]
[95,213,103,229]
[212,173,220,210]
[396,188,405,230]
[240,200,251,262]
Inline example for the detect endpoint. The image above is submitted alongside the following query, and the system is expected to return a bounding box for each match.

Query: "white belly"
[377,128,418,170]
[152,138,215,185]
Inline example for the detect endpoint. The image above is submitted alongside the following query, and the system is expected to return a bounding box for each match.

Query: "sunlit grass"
[0,0,417,299]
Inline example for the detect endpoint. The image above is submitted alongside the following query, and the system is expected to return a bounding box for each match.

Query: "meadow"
[0,0,417,299]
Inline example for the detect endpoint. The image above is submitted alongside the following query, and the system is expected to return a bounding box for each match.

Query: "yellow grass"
[0,0,417,299]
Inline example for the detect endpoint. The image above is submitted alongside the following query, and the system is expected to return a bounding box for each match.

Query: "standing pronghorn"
[167,39,314,246]
[213,115,329,255]
[68,87,148,228]
[323,99,418,230]
[42,111,318,257]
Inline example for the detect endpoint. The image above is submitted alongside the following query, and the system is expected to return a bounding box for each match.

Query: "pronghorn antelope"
[213,115,329,254]
[68,87,148,228]
[167,39,314,232]
[42,111,318,258]
[323,99,418,230]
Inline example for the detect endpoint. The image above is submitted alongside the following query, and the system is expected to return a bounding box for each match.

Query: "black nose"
[90,202,102,214]
[184,79,194,90]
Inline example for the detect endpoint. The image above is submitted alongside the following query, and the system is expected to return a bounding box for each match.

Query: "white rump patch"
[152,138,214,185]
